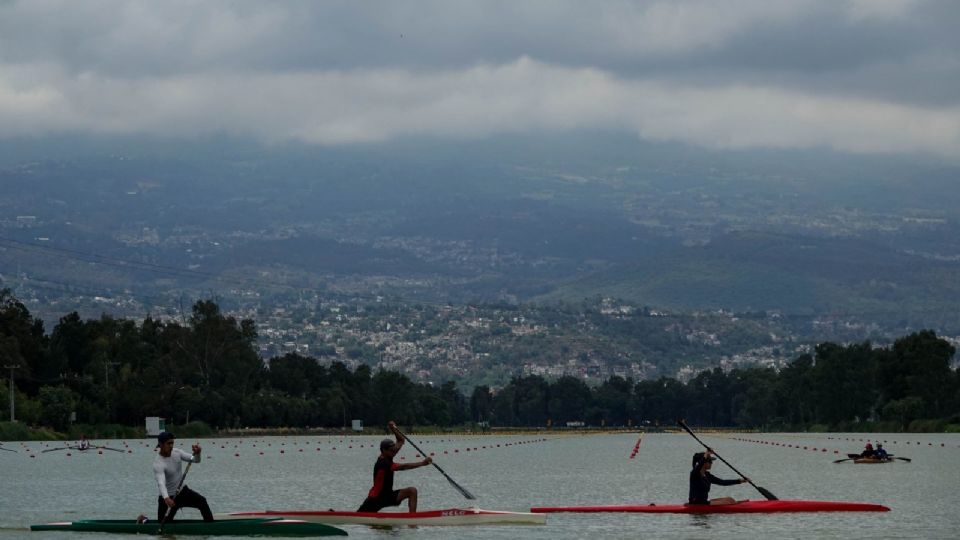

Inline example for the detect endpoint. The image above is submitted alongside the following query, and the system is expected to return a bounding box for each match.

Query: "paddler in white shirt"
[153,431,213,522]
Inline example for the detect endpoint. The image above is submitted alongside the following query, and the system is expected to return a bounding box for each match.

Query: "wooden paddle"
[392,426,476,500]
[678,419,778,501]
[158,461,192,534]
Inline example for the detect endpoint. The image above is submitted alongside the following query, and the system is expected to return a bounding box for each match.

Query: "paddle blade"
[895,457,912,462]
[756,486,778,501]
[833,458,853,463]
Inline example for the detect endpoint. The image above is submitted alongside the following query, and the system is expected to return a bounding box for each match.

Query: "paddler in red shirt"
[357,421,432,512]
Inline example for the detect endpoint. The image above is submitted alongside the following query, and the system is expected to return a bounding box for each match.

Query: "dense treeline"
[1,290,957,435]
[479,330,959,431]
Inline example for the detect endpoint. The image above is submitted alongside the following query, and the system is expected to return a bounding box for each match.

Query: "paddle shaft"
[158,461,193,532]
[678,420,777,500]
[392,426,476,500]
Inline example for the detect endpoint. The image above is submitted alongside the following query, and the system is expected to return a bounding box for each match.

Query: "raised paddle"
[678,419,778,501]
[158,461,192,534]
[392,426,476,500]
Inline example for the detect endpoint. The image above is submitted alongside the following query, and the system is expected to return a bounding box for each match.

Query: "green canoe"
[30,517,347,536]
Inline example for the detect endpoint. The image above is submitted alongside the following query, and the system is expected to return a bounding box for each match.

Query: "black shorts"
[357,490,401,512]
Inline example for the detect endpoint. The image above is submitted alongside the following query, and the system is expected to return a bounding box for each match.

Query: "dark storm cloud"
[0,0,957,158]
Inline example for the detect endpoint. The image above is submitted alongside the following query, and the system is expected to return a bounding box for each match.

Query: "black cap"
[692,452,715,469]
[156,431,175,448]
[380,438,396,451]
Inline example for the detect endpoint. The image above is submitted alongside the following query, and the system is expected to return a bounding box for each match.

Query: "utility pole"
[104,361,119,421]
[104,361,120,388]
[4,365,20,422]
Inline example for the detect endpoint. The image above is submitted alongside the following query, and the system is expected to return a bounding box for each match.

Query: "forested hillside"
[2,290,956,437]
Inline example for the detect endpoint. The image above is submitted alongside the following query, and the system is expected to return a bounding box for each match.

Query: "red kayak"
[218,508,545,526]
[531,500,890,514]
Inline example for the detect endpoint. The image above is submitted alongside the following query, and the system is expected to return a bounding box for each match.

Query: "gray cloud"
[0,0,957,159]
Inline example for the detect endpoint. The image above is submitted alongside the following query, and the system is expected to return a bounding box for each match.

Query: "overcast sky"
[1,0,958,159]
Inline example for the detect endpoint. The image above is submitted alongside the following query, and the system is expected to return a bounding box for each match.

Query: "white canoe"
[217,507,546,526]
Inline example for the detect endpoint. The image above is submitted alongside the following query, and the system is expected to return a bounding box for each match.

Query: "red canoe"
[531,500,890,514]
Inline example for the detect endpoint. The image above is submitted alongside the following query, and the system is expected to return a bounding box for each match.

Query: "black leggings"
[157,485,213,522]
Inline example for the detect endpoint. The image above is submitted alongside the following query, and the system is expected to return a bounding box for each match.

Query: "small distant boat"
[531,500,890,514]
[852,457,896,464]
[218,507,546,526]
[41,444,125,454]
[843,453,906,464]
[30,518,347,536]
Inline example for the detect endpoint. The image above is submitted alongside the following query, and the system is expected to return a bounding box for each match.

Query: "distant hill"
[2,132,960,338]
[546,230,960,330]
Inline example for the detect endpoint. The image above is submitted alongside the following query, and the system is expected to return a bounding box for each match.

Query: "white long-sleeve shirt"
[153,447,199,499]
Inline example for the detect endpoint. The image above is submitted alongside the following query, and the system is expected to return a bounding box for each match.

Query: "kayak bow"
[531,500,890,514]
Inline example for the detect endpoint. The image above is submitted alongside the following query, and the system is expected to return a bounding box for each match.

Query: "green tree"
[880,331,956,418]
[548,376,592,424]
[0,289,48,393]
[470,385,494,423]
[811,342,876,425]
[38,386,78,431]
[881,397,924,431]
[592,376,634,426]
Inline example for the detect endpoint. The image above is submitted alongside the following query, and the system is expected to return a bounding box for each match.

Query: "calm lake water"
[2,432,957,539]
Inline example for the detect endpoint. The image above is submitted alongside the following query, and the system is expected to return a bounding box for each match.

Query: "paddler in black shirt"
[688,449,748,505]
[357,420,432,513]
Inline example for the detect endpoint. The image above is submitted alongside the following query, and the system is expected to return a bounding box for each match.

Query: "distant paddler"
[357,420,433,513]
[688,449,749,506]
[873,444,890,460]
[78,434,91,451]
[153,431,213,522]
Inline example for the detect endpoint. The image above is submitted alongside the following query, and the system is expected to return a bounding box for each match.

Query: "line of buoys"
[729,437,842,455]
[13,436,552,460]
[826,436,954,448]
[629,434,643,459]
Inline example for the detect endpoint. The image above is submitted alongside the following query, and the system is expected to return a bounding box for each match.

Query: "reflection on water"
[2,432,959,539]
[688,514,713,530]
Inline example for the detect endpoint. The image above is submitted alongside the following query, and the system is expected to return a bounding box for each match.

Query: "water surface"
[2,432,956,539]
